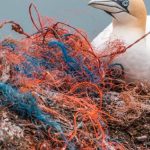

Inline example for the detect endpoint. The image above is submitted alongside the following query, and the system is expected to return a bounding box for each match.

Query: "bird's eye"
[113,0,129,9]
[122,0,129,7]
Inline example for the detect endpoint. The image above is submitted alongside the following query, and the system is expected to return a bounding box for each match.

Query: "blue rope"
[15,54,52,78]
[0,82,62,132]
[2,41,16,51]
[48,40,97,82]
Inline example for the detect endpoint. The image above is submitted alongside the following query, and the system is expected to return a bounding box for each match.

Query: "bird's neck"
[112,19,146,45]
[112,26,145,45]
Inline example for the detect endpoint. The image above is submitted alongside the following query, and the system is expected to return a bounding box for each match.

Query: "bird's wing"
[91,23,113,52]
[146,15,150,32]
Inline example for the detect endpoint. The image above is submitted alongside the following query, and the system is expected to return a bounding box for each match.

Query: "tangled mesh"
[0,3,150,150]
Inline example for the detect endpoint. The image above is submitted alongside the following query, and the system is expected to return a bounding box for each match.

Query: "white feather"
[92,16,150,50]
[91,16,150,82]
[91,23,113,51]
[146,16,150,32]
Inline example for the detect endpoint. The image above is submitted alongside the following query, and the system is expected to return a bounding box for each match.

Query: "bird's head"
[88,0,147,30]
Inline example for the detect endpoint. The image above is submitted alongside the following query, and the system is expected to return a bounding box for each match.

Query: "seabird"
[89,0,150,82]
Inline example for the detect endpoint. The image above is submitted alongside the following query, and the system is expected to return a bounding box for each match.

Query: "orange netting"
[0,3,150,150]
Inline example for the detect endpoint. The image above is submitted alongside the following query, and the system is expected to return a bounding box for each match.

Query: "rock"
[0,112,24,142]
[136,135,148,142]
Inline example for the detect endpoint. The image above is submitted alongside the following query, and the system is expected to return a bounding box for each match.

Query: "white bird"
[88,0,150,82]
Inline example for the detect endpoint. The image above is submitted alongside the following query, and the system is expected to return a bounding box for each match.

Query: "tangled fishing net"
[0,3,150,150]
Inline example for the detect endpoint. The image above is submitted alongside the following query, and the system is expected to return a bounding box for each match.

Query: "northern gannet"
[88,0,150,82]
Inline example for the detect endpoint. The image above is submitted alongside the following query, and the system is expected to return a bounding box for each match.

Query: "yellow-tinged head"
[88,0,147,32]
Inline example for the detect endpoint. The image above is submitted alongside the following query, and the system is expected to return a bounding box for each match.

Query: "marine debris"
[0,3,149,150]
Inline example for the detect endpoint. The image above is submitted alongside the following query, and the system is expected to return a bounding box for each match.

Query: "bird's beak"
[88,0,129,15]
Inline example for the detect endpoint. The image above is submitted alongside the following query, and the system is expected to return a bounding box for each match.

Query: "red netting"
[0,3,150,150]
